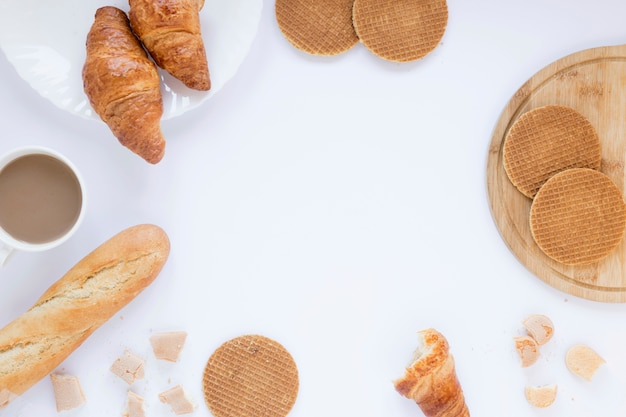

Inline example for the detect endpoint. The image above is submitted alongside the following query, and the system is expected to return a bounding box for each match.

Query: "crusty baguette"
[0,224,170,404]
[394,329,470,417]
[129,0,211,91]
[83,6,166,164]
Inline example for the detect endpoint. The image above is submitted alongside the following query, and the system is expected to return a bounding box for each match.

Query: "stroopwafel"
[275,0,359,56]
[503,105,601,198]
[529,168,626,265]
[202,334,299,417]
[352,0,448,62]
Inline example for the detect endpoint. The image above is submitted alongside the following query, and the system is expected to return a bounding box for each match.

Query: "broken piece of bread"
[565,344,605,381]
[159,385,196,415]
[522,314,554,346]
[150,331,187,362]
[524,384,557,408]
[513,335,540,367]
[50,373,86,412]
[0,389,17,410]
[393,328,469,417]
[110,350,146,385]
[123,390,146,417]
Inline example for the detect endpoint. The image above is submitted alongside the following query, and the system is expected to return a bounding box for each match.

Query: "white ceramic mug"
[0,146,86,266]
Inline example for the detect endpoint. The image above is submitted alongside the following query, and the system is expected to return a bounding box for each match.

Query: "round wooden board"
[487,44,626,303]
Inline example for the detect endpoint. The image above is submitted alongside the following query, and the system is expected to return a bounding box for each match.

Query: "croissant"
[129,0,211,91]
[83,6,165,164]
[393,329,470,417]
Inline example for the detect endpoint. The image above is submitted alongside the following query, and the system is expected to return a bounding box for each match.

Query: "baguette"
[0,224,170,404]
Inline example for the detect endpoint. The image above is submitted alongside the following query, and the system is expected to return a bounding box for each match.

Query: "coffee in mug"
[0,147,86,266]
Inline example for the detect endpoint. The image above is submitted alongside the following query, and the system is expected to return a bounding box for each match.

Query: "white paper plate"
[0,0,262,120]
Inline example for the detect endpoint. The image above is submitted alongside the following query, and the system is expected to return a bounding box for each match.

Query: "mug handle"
[0,244,15,267]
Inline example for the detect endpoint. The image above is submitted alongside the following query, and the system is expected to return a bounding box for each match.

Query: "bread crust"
[394,329,469,417]
[129,0,211,91]
[0,224,169,401]
[83,6,166,164]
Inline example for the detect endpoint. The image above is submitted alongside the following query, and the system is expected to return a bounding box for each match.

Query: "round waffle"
[530,168,626,265]
[202,335,299,417]
[352,0,448,62]
[503,105,601,198]
[275,0,358,56]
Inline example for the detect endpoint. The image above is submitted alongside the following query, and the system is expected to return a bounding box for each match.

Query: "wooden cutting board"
[487,44,626,303]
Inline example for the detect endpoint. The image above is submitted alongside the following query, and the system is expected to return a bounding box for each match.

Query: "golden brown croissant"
[129,0,211,91]
[394,329,470,417]
[83,6,165,164]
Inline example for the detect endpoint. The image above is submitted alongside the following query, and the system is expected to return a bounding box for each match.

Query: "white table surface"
[2,1,626,416]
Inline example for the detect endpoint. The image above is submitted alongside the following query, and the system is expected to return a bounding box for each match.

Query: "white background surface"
[2,1,626,416]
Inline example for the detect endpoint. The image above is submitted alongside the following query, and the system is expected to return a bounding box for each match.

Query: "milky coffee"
[0,154,83,244]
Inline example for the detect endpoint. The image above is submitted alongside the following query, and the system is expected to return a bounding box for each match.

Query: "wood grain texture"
[487,44,626,303]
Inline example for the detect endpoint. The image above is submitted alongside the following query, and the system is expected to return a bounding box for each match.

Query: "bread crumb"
[110,350,146,385]
[525,384,557,408]
[513,335,540,367]
[50,373,86,412]
[159,385,196,415]
[565,344,605,381]
[522,314,554,345]
[0,389,17,410]
[150,331,187,362]
[123,390,146,417]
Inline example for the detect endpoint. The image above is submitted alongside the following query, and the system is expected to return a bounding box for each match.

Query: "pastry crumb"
[522,314,554,345]
[110,350,146,385]
[0,389,17,410]
[565,344,605,381]
[50,373,86,412]
[159,385,196,415]
[123,390,146,417]
[513,335,540,367]
[150,331,187,362]
[525,384,557,408]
